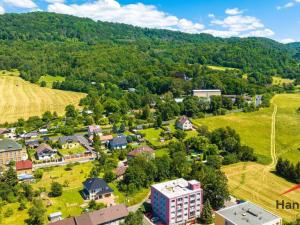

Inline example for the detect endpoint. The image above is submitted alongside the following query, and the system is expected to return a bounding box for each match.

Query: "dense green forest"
[287,42,300,60]
[0,12,298,119]
[0,12,299,87]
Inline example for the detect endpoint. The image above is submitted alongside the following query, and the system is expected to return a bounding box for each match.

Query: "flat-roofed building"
[215,201,282,225]
[0,139,27,165]
[151,178,203,225]
[193,89,221,98]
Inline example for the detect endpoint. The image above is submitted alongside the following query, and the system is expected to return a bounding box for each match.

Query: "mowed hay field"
[192,93,300,164]
[223,162,300,221]
[192,107,273,164]
[193,93,300,221]
[273,94,300,164]
[0,74,86,123]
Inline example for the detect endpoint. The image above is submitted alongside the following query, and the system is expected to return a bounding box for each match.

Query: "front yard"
[58,146,87,156]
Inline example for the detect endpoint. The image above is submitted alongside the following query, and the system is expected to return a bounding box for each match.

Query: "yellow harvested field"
[0,76,86,123]
[223,162,300,222]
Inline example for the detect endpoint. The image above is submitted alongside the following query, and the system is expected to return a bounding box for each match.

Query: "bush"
[50,182,63,197]
[34,169,43,179]
[40,81,47,87]
[222,154,239,165]
[4,208,13,217]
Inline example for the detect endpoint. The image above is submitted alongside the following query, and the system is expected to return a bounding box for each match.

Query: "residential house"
[58,135,93,151]
[39,128,48,135]
[176,116,193,130]
[0,128,8,136]
[25,139,39,148]
[109,135,128,150]
[0,139,27,165]
[151,178,203,225]
[215,201,282,225]
[36,143,57,160]
[193,89,221,98]
[16,160,32,175]
[127,146,154,159]
[22,131,38,139]
[4,128,16,139]
[48,204,129,225]
[83,178,113,200]
[113,165,128,181]
[88,125,102,138]
[100,135,113,144]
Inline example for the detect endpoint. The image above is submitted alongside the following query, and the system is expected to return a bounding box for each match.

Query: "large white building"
[193,89,221,98]
[215,201,282,225]
[151,178,203,225]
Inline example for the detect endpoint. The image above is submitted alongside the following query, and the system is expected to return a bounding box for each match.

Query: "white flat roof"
[193,89,221,92]
[216,202,281,225]
[151,178,200,198]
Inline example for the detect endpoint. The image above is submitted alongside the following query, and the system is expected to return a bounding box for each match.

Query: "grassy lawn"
[223,162,300,222]
[1,202,29,225]
[207,65,239,71]
[272,76,294,86]
[1,162,95,225]
[109,182,149,207]
[38,75,65,88]
[140,121,197,148]
[58,146,86,156]
[33,161,94,191]
[140,127,175,147]
[192,107,273,164]
[0,71,86,123]
[192,93,300,164]
[273,94,300,163]
[46,187,84,218]
[155,148,169,157]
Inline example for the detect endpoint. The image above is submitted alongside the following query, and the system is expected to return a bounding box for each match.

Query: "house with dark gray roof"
[108,135,128,150]
[0,139,27,165]
[82,178,113,200]
[58,135,93,151]
[36,143,57,160]
[25,139,39,148]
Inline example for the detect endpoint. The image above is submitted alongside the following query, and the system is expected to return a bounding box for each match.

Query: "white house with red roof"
[176,116,193,130]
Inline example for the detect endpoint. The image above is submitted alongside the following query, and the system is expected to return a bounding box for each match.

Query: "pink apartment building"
[151,178,203,225]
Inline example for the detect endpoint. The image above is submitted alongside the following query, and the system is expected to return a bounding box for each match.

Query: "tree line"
[276,158,300,183]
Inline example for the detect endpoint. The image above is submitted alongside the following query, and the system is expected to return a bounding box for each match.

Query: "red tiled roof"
[100,135,113,141]
[16,160,32,171]
[48,217,76,225]
[128,146,154,157]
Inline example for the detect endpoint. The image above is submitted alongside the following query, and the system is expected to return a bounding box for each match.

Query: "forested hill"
[0,12,299,91]
[287,42,300,60]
